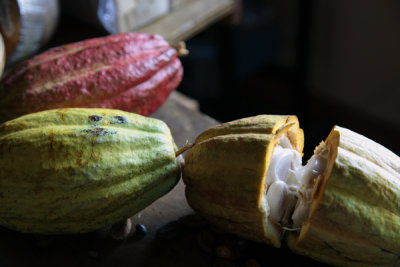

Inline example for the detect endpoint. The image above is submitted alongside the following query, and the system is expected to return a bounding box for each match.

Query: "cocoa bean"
[135,223,147,236]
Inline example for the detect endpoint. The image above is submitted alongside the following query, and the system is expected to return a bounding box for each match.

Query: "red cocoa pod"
[0,32,183,121]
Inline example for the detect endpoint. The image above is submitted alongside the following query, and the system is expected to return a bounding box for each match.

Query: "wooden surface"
[138,0,235,45]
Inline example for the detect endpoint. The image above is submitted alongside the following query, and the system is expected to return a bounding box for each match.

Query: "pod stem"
[175,142,194,157]
[175,41,189,57]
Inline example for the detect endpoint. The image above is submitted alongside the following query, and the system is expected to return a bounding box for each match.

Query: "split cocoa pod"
[0,32,183,122]
[0,108,181,234]
[182,115,400,266]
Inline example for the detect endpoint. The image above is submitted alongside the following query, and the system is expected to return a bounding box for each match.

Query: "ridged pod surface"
[184,114,400,266]
[0,32,183,122]
[287,126,400,266]
[0,108,180,234]
[182,115,304,247]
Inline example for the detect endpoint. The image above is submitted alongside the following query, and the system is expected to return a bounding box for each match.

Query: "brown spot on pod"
[88,115,102,122]
[112,116,127,124]
[82,128,117,136]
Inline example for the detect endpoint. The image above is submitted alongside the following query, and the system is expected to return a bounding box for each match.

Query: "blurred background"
[179,0,400,157]
[1,0,399,157]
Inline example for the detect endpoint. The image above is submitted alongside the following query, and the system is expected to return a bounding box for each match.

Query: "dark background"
[41,0,400,158]
[178,0,400,158]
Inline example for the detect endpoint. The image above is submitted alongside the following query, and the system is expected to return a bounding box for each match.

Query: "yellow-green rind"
[0,108,180,234]
[287,126,400,266]
[195,115,304,152]
[183,115,303,247]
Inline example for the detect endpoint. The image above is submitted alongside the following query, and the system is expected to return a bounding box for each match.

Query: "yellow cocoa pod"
[0,108,180,234]
[287,126,400,266]
[183,115,400,266]
[183,115,304,247]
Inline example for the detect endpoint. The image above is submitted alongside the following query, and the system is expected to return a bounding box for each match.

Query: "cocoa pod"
[182,115,304,247]
[286,126,400,266]
[0,32,183,122]
[182,115,400,266]
[0,108,181,234]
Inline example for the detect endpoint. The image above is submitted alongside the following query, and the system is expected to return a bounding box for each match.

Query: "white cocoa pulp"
[265,137,328,229]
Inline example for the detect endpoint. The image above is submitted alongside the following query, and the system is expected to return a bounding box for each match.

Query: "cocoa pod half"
[182,115,304,247]
[0,32,183,122]
[287,126,400,266]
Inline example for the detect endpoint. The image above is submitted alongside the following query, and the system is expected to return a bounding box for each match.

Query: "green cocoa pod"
[0,108,180,234]
[286,126,400,266]
[182,115,304,247]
